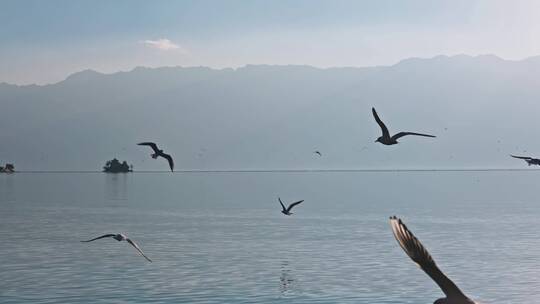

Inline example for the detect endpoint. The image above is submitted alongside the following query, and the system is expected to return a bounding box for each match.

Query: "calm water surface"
[1,172,540,303]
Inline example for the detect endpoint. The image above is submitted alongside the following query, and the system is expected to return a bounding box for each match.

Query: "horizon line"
[10,168,540,174]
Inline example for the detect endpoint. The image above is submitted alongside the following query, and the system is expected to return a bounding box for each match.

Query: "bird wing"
[161,153,174,171]
[391,132,436,140]
[372,107,390,138]
[80,234,116,242]
[137,142,159,153]
[510,155,533,160]
[389,216,468,300]
[286,200,304,212]
[278,197,287,211]
[126,238,152,262]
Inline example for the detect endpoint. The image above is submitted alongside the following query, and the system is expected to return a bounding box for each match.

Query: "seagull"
[510,154,540,166]
[390,216,476,304]
[372,107,436,145]
[137,142,174,171]
[81,233,152,262]
[314,151,322,156]
[278,197,304,215]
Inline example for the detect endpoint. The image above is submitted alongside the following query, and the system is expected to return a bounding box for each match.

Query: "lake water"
[1,171,540,303]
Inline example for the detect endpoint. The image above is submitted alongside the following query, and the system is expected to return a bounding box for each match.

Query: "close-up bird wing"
[372,107,390,138]
[80,234,116,242]
[127,238,152,262]
[278,198,287,211]
[389,216,468,300]
[137,142,159,153]
[161,153,174,171]
[510,155,533,160]
[391,132,436,140]
[287,200,304,212]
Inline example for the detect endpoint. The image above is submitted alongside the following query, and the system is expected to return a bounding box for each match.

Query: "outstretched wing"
[372,107,390,138]
[286,200,304,212]
[278,197,287,211]
[138,142,159,153]
[126,238,152,262]
[510,155,533,160]
[161,153,174,172]
[391,132,436,140]
[389,216,468,300]
[81,234,116,242]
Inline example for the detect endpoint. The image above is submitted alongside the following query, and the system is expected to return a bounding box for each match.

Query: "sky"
[2,0,540,85]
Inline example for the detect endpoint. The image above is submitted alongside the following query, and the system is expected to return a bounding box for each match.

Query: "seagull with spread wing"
[137,142,174,171]
[81,233,152,262]
[390,216,476,304]
[372,107,435,145]
[278,197,304,215]
[510,154,540,166]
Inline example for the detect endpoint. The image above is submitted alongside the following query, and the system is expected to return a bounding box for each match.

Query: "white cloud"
[141,38,182,51]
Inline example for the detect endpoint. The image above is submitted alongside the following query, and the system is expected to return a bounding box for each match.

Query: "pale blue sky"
[2,0,540,84]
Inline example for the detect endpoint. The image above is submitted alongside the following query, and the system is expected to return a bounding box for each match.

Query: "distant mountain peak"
[64,69,103,82]
[393,54,509,68]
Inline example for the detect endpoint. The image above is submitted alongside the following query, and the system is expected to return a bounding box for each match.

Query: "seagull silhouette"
[390,216,476,304]
[81,233,152,262]
[510,154,540,166]
[372,107,435,145]
[137,142,174,171]
[278,198,304,215]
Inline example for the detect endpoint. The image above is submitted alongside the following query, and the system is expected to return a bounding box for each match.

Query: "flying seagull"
[510,154,540,166]
[137,142,174,171]
[278,197,304,215]
[390,216,476,304]
[372,107,435,145]
[314,151,322,156]
[81,233,152,262]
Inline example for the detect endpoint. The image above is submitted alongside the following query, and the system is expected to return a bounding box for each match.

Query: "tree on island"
[103,158,132,173]
[0,163,15,173]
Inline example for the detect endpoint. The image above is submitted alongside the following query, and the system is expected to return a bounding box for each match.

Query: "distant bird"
[510,154,540,166]
[278,197,304,215]
[137,142,174,171]
[390,216,476,304]
[314,151,322,156]
[81,233,152,262]
[372,107,436,145]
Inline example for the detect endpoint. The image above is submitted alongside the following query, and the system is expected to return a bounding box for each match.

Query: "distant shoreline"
[9,168,540,174]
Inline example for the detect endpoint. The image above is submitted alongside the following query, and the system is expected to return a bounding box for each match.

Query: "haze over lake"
[2,55,540,172]
[1,171,539,303]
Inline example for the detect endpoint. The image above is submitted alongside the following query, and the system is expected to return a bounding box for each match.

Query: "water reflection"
[279,260,295,294]
[0,174,15,203]
[104,173,129,204]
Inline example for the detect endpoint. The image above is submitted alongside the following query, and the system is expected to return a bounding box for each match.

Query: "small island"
[103,158,133,173]
[0,163,15,173]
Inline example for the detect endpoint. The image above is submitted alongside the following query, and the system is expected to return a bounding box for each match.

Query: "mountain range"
[2,54,539,171]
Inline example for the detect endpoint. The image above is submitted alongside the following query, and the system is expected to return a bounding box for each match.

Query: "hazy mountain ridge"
[2,55,540,171]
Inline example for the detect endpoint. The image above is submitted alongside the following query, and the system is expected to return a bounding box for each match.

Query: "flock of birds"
[80,106,538,304]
